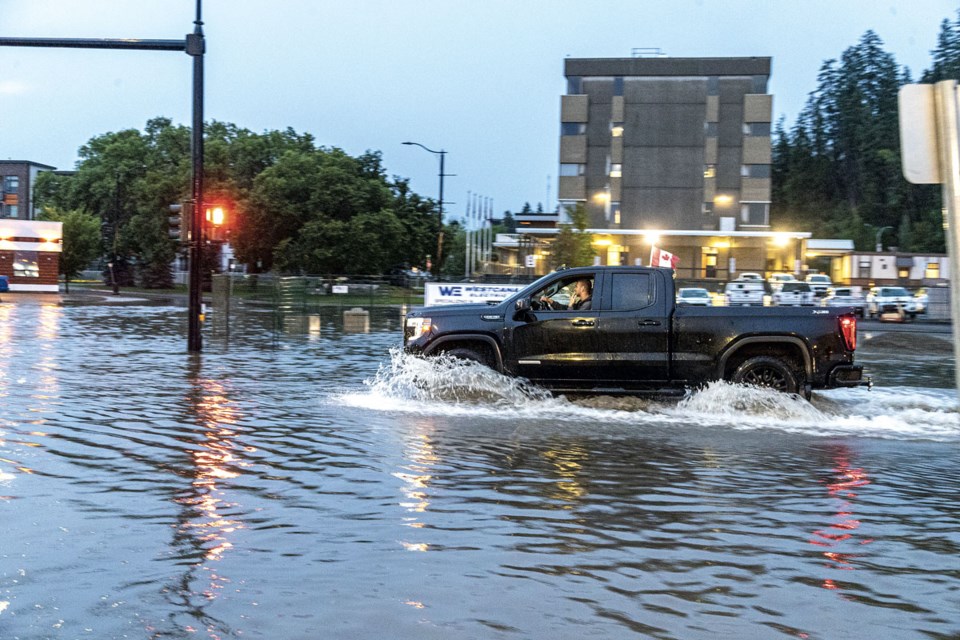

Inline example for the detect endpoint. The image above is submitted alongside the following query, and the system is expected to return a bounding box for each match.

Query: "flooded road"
[1,298,958,639]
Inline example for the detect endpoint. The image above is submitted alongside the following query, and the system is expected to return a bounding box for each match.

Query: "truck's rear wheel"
[731,356,801,394]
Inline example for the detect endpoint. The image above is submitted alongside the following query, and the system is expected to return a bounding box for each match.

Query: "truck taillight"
[840,315,857,351]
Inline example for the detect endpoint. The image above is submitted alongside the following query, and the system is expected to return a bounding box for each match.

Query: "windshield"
[883,287,910,296]
[681,289,709,297]
[809,275,830,282]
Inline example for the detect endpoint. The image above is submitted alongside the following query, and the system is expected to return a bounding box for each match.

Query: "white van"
[724,281,765,306]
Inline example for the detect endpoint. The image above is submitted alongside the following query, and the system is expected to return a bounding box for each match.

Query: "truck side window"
[611,273,653,310]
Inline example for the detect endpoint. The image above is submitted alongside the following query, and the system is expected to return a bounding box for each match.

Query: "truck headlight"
[405,317,432,342]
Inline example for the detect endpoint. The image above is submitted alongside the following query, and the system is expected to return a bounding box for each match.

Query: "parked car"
[821,287,866,317]
[805,273,833,297]
[768,273,799,292]
[772,281,815,306]
[866,286,918,319]
[723,280,765,306]
[914,288,929,313]
[676,287,713,306]
[388,267,431,288]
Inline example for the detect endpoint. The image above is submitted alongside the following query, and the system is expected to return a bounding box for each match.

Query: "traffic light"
[205,204,227,242]
[169,202,193,244]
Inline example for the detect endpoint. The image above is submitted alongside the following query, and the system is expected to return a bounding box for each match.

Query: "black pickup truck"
[403,266,866,398]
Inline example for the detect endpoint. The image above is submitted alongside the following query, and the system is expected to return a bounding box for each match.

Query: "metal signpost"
[0,0,207,352]
[899,81,960,396]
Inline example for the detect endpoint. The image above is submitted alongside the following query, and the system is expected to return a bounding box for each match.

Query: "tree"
[548,203,595,269]
[772,26,948,253]
[40,208,100,293]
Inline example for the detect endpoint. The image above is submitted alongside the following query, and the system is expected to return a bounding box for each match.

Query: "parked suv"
[768,273,799,292]
[677,287,713,306]
[772,281,815,306]
[724,280,765,306]
[805,273,833,297]
[821,287,866,317]
[866,286,918,319]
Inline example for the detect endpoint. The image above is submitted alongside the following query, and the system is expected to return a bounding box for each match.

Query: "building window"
[707,76,719,96]
[610,121,624,137]
[3,176,19,193]
[561,122,586,136]
[705,122,718,137]
[13,251,40,278]
[702,202,714,216]
[3,204,18,218]
[609,163,622,178]
[858,259,872,278]
[559,163,585,177]
[567,76,582,94]
[740,203,769,225]
[898,267,910,279]
[741,164,771,179]
[704,164,716,179]
[742,122,771,136]
[611,201,621,225]
[752,75,768,93]
[613,76,624,96]
[926,262,940,279]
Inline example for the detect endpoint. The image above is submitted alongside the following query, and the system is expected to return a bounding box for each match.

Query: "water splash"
[335,350,960,440]
[365,347,554,405]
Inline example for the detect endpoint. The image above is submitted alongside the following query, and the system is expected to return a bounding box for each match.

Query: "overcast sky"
[1,0,956,218]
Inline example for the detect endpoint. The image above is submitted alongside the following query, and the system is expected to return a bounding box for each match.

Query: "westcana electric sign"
[424,283,525,306]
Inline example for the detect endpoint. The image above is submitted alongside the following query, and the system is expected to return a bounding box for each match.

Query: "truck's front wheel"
[445,346,494,369]
[731,356,801,394]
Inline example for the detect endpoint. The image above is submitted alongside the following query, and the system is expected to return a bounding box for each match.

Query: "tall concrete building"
[513,55,809,281]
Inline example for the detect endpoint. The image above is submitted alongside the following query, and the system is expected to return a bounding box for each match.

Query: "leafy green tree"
[548,203,595,269]
[35,117,442,280]
[40,208,100,293]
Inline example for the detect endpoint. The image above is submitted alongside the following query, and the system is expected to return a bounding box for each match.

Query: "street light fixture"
[403,141,447,277]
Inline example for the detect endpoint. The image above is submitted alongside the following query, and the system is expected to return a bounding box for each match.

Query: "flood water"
[1,297,958,640]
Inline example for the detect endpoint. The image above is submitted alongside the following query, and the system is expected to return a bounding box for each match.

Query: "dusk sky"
[1,0,956,219]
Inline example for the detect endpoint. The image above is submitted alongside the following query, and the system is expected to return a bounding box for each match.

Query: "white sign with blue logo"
[424,283,525,307]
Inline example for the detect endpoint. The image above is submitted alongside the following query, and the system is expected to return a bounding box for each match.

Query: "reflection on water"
[156,363,250,638]
[810,445,874,593]
[0,299,957,639]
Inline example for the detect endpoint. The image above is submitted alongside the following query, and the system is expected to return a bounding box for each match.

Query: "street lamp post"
[403,141,447,277]
[875,226,893,253]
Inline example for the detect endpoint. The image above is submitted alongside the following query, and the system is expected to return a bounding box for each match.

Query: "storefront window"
[13,251,40,277]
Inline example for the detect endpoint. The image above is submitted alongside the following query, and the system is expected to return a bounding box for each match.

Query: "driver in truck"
[540,278,593,311]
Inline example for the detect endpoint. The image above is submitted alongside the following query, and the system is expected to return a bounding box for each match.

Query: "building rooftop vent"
[631,48,667,58]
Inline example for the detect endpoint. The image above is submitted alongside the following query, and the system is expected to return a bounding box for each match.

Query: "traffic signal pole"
[0,0,207,352]
[188,4,205,352]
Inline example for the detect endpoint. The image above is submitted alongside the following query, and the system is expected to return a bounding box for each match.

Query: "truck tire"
[446,346,493,369]
[730,356,801,394]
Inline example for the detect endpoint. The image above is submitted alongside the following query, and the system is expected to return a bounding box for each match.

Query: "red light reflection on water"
[809,447,873,590]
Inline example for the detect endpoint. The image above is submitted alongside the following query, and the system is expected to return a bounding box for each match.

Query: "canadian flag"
[650,246,680,269]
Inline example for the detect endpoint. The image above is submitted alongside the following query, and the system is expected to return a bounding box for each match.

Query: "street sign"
[898,84,942,184]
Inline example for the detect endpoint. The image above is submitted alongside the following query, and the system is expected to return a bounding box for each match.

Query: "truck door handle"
[571,319,595,327]
[638,319,661,327]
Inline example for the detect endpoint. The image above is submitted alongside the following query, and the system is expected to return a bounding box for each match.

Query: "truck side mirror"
[515,298,531,312]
